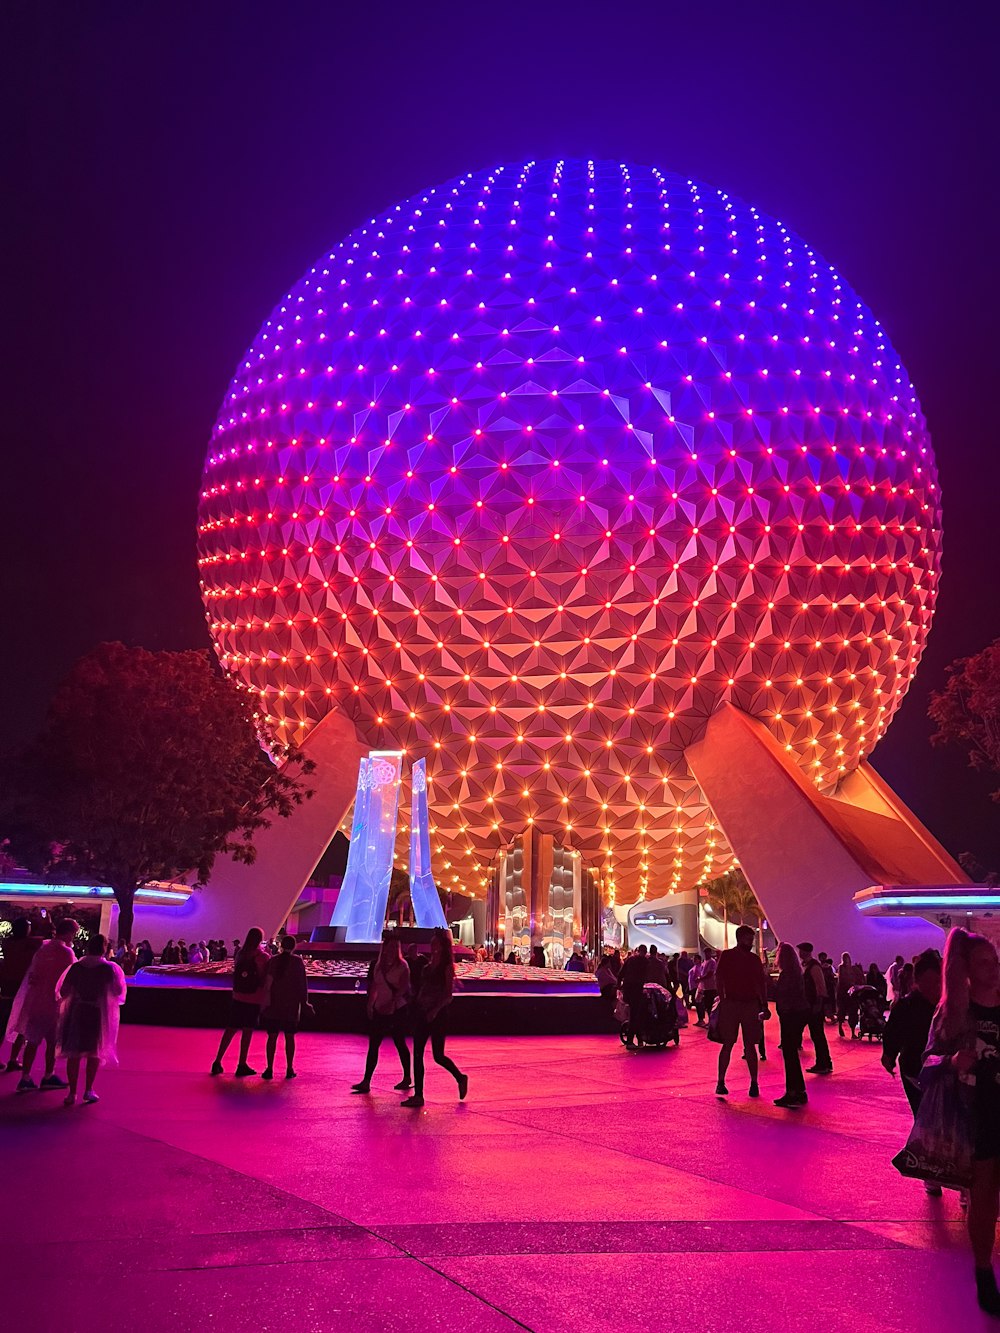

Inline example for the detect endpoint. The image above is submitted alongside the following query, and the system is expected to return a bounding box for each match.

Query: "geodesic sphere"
[199,159,941,903]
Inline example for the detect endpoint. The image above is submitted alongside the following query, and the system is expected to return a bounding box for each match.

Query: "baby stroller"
[619,982,681,1049]
[848,984,885,1042]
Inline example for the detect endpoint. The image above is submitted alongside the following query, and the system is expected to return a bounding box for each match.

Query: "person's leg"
[431,1027,462,1082]
[807,1013,832,1070]
[356,1029,383,1088]
[411,1027,428,1100]
[65,1056,81,1104]
[717,1039,734,1092]
[264,1033,278,1074]
[236,1027,256,1072]
[743,1017,760,1089]
[214,1027,237,1066]
[970,1159,1000,1313]
[43,1036,57,1079]
[7,1033,25,1069]
[284,1033,296,1076]
[392,1029,411,1085]
[20,1040,39,1080]
[83,1056,100,1097]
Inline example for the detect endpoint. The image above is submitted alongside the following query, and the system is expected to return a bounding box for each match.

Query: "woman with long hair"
[926,928,1000,1314]
[351,931,412,1094]
[401,927,467,1108]
[211,926,269,1078]
[773,942,809,1108]
[261,935,311,1080]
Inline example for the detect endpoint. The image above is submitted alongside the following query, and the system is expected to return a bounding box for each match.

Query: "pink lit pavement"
[0,1022,984,1332]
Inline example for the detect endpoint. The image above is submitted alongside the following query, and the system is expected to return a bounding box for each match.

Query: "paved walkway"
[0,1021,984,1331]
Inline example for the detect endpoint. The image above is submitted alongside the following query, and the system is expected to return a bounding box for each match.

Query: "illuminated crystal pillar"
[330,757,371,928]
[342,750,404,943]
[408,758,447,929]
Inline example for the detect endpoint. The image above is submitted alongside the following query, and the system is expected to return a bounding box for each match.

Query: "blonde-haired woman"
[926,928,1000,1315]
[773,942,809,1108]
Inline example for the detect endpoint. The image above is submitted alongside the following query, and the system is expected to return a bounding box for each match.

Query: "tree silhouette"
[1,643,313,943]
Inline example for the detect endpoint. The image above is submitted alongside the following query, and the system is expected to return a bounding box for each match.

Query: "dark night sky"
[5,2,1000,867]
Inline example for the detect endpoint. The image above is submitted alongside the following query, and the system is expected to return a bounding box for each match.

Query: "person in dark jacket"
[882,948,943,1192]
[619,946,648,1049]
[261,935,311,1080]
[1,919,41,1072]
[773,942,810,1107]
[401,928,467,1108]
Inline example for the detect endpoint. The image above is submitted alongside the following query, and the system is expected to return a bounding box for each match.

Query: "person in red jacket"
[714,925,769,1099]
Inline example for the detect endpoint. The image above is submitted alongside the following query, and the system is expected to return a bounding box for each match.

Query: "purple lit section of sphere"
[198,160,941,902]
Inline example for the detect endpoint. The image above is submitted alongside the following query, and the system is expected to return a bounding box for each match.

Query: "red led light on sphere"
[198,160,941,904]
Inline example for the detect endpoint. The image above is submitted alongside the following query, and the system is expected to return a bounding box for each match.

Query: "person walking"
[261,935,311,1081]
[1,919,42,1072]
[798,942,833,1074]
[618,945,648,1049]
[688,954,705,1023]
[352,931,412,1094]
[699,947,719,1022]
[57,933,127,1106]
[210,927,269,1077]
[888,954,906,1003]
[8,918,79,1092]
[401,928,468,1108]
[677,950,694,1007]
[882,949,943,1193]
[713,925,769,1099]
[924,929,1000,1315]
[773,942,810,1108]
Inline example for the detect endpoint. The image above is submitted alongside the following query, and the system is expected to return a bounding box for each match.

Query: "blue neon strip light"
[859,894,1000,910]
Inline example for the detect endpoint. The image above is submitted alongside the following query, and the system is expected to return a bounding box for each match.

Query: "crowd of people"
[4,915,1000,1315]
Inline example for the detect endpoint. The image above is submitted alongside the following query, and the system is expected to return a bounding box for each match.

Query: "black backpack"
[233,954,258,995]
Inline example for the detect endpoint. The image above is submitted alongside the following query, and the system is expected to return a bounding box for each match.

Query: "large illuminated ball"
[199,160,940,902]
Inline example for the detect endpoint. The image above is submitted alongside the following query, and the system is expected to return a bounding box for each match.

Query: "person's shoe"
[261,1068,274,1081]
[210,1061,224,1076]
[4,1059,22,1072]
[350,1082,371,1093]
[400,1095,425,1108]
[806,1065,833,1075]
[234,1064,257,1078]
[285,1069,297,1080]
[759,1053,767,1062]
[40,1075,69,1089]
[457,1073,469,1101]
[15,1077,37,1093]
[748,1082,760,1098]
[924,1181,943,1197]
[774,1093,807,1108]
[82,1091,99,1105]
[63,1094,76,1107]
[976,1266,1000,1316]
[715,1083,728,1096]
[393,1079,412,1090]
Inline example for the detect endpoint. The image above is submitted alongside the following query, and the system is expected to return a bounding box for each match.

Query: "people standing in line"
[160,939,181,965]
[261,935,311,1081]
[401,927,468,1108]
[773,942,810,1108]
[618,945,648,1049]
[352,931,412,1094]
[699,947,719,1022]
[8,918,79,1092]
[798,942,833,1074]
[1,919,42,1072]
[136,940,154,969]
[713,925,769,1099]
[924,928,1000,1315]
[188,941,206,965]
[58,933,126,1106]
[836,952,855,1037]
[881,949,943,1194]
[564,945,586,973]
[210,927,269,1077]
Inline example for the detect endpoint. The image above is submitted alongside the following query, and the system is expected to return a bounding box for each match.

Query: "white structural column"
[685,704,961,960]
[130,708,370,943]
